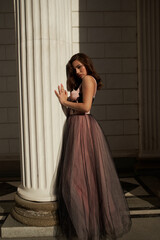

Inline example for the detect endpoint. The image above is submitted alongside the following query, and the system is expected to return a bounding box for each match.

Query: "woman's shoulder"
[81,75,97,97]
[82,75,97,86]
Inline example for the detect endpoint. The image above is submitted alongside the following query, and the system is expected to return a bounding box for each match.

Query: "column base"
[11,193,59,227]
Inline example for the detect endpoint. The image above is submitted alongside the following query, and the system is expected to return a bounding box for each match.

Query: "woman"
[55,53,131,240]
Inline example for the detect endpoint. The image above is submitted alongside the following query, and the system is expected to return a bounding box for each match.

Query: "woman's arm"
[55,76,96,113]
[60,96,71,116]
[61,104,69,116]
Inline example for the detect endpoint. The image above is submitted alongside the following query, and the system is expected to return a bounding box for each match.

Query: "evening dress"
[55,77,131,240]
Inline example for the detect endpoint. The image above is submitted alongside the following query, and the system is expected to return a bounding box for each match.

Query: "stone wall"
[0,0,139,163]
[72,0,138,157]
[0,0,19,160]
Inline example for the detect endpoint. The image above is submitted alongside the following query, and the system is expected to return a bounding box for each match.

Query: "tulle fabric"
[55,114,131,240]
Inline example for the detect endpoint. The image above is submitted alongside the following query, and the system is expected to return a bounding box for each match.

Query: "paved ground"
[0,174,160,240]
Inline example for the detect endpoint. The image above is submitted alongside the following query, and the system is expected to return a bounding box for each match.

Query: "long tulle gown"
[55,80,131,240]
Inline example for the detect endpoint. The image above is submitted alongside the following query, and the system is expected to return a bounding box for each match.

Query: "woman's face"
[72,60,87,79]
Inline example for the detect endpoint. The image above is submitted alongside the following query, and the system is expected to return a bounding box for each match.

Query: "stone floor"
[0,174,160,240]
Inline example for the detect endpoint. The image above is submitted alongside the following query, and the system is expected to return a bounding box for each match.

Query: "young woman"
[55,53,131,240]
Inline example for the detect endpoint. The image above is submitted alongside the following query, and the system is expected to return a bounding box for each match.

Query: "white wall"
[0,0,19,160]
[71,0,138,157]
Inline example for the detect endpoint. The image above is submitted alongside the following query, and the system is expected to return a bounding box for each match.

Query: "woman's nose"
[76,68,79,74]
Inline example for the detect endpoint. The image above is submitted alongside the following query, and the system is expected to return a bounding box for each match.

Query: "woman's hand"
[55,84,68,105]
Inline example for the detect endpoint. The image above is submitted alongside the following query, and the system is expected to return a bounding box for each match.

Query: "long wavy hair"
[66,53,102,91]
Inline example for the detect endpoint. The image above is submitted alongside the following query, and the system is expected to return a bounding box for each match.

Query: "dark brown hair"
[66,53,102,91]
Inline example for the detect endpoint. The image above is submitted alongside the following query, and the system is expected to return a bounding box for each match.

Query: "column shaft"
[14,0,72,201]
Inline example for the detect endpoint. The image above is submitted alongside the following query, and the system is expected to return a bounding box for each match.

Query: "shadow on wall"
[0,0,20,179]
[78,0,139,159]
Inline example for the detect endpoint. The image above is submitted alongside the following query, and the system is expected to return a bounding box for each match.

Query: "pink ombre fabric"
[55,79,131,240]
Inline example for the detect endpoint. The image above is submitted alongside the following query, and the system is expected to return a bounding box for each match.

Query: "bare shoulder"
[82,75,96,87]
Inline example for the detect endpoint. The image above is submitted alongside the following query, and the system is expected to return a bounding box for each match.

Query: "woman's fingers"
[61,84,64,93]
[54,90,59,97]
[55,84,67,97]
[58,84,64,94]
[58,85,61,93]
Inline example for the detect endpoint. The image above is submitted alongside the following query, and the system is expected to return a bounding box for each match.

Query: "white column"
[14,0,72,201]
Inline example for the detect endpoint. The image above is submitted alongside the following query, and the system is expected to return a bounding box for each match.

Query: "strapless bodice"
[67,78,97,116]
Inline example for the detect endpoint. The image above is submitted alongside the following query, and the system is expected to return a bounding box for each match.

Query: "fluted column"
[12,0,72,226]
[138,0,160,157]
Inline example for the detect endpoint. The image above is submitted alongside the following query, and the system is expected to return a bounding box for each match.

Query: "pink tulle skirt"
[56,114,131,240]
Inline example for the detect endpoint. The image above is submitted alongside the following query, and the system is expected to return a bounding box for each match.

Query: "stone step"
[1,215,62,239]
